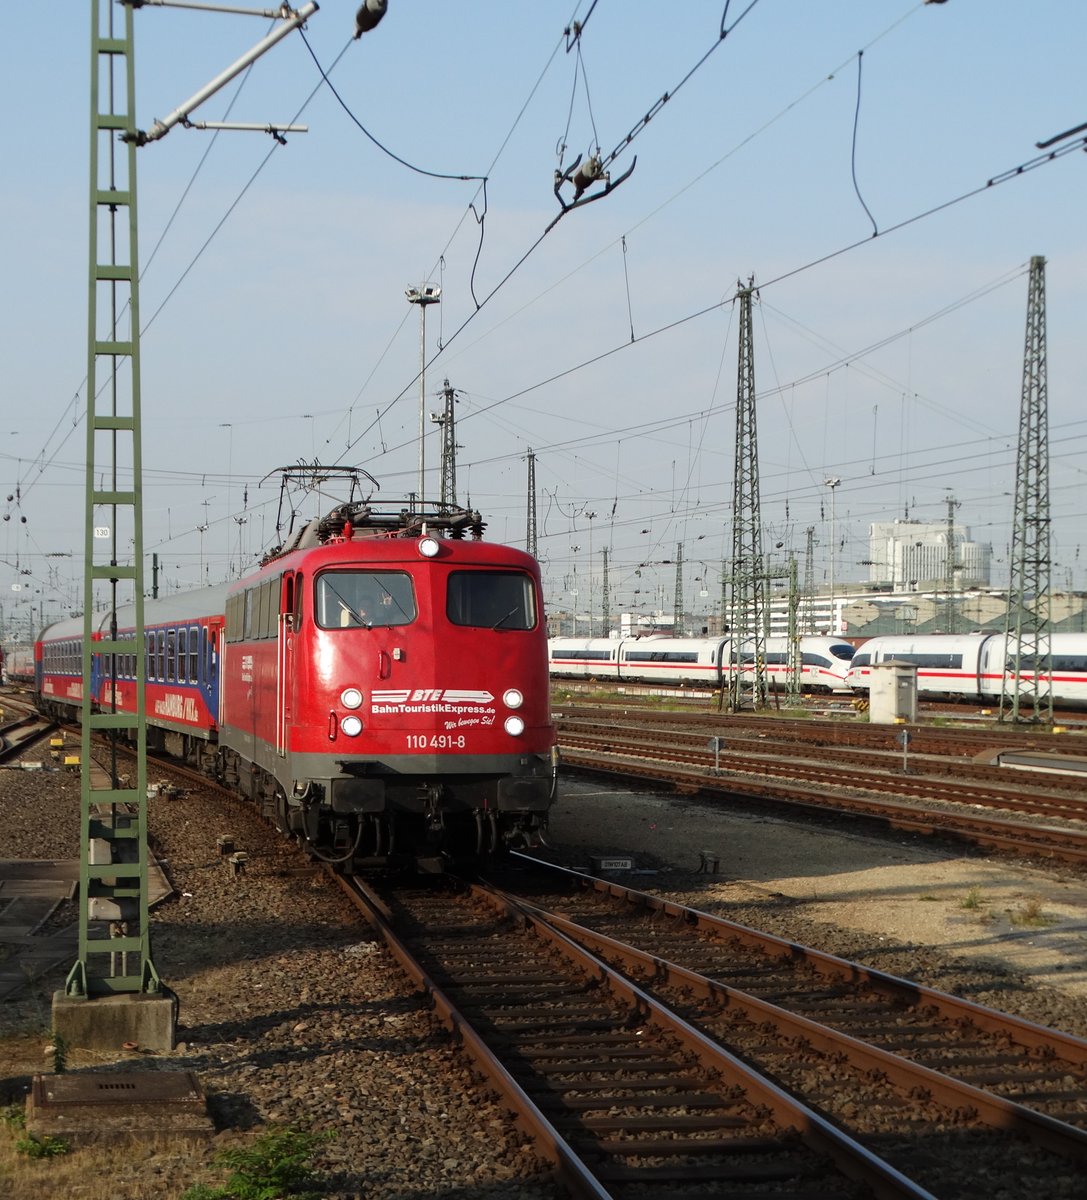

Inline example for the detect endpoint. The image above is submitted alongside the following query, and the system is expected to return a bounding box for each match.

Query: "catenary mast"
[1001,255,1053,723]
[727,279,767,710]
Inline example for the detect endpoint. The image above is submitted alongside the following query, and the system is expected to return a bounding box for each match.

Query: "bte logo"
[372,689,495,706]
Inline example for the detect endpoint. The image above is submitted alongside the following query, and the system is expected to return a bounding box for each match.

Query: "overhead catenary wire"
[331,0,774,466]
[13,0,903,524]
[6,2,1075,609]
[850,48,878,236]
[429,137,1084,451]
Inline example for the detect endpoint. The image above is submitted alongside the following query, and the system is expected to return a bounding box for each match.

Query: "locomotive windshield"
[315,570,416,628]
[447,570,536,631]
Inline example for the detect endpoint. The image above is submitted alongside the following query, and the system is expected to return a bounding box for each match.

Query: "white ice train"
[548,634,856,693]
[846,632,1087,707]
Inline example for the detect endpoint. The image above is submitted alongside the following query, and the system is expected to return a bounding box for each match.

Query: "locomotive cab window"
[315,570,416,629]
[447,570,535,631]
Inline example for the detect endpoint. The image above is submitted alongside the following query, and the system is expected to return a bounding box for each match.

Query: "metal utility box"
[868,661,918,724]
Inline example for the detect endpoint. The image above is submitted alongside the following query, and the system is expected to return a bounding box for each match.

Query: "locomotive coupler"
[421,783,445,832]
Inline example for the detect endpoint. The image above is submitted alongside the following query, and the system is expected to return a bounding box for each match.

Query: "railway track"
[0,705,55,763]
[556,702,1086,756]
[333,869,1087,1199]
[26,718,1087,1196]
[558,712,1087,796]
[497,857,1087,1129]
[559,723,1087,823]
[556,712,1087,867]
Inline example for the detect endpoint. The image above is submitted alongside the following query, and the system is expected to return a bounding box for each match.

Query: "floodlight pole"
[406,285,441,509]
[824,477,841,634]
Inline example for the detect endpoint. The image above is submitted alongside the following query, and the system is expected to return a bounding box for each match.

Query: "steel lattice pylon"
[525,449,537,558]
[66,0,159,1000]
[803,525,816,633]
[436,379,458,511]
[600,546,610,638]
[727,280,767,710]
[1001,255,1053,723]
[673,543,684,635]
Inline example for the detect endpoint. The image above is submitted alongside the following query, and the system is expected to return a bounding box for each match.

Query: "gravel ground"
[0,749,561,1200]
[3,730,1087,1199]
[546,773,1087,1035]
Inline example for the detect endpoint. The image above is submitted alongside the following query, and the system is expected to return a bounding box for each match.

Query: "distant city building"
[867,519,991,589]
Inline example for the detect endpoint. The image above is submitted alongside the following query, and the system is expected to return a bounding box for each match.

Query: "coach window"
[447,570,535,630]
[315,571,416,629]
[228,594,244,642]
[244,589,255,640]
[157,631,166,682]
[262,579,276,638]
[166,629,176,682]
[188,626,199,681]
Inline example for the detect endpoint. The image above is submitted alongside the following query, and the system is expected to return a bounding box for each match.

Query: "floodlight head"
[405,283,442,305]
[354,0,388,38]
[824,476,841,488]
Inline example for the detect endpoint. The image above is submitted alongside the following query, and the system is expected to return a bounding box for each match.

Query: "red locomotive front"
[218,505,556,867]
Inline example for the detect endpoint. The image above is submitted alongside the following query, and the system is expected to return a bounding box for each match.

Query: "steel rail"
[557,740,1087,866]
[508,855,1087,1067]
[560,728,1087,822]
[333,870,935,1199]
[493,882,1087,1164]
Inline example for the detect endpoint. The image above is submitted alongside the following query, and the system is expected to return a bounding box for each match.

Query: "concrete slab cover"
[26,1069,213,1144]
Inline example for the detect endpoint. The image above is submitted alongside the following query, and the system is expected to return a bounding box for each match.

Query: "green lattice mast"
[67,0,157,999]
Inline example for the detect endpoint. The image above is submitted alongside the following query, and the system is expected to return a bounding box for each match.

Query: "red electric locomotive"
[217,499,557,866]
[32,488,557,870]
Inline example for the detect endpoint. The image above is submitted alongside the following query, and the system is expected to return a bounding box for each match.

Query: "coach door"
[276,572,294,757]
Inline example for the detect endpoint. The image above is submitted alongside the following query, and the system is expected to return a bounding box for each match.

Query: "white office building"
[867,520,991,589]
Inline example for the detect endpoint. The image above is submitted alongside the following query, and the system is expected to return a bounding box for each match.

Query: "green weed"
[15,1134,68,1159]
[180,1126,332,1200]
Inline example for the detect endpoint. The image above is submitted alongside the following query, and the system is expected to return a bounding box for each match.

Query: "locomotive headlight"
[504,715,525,736]
[341,687,363,709]
[502,688,524,709]
[418,536,440,558]
[340,715,364,737]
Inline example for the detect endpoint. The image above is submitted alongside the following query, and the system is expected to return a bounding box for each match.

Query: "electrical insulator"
[572,156,603,198]
[354,0,387,37]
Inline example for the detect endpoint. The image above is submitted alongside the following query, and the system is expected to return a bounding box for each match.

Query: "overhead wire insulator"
[354,0,388,38]
[571,155,604,199]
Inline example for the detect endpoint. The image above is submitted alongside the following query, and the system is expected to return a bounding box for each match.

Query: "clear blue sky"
[2,1,1084,636]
